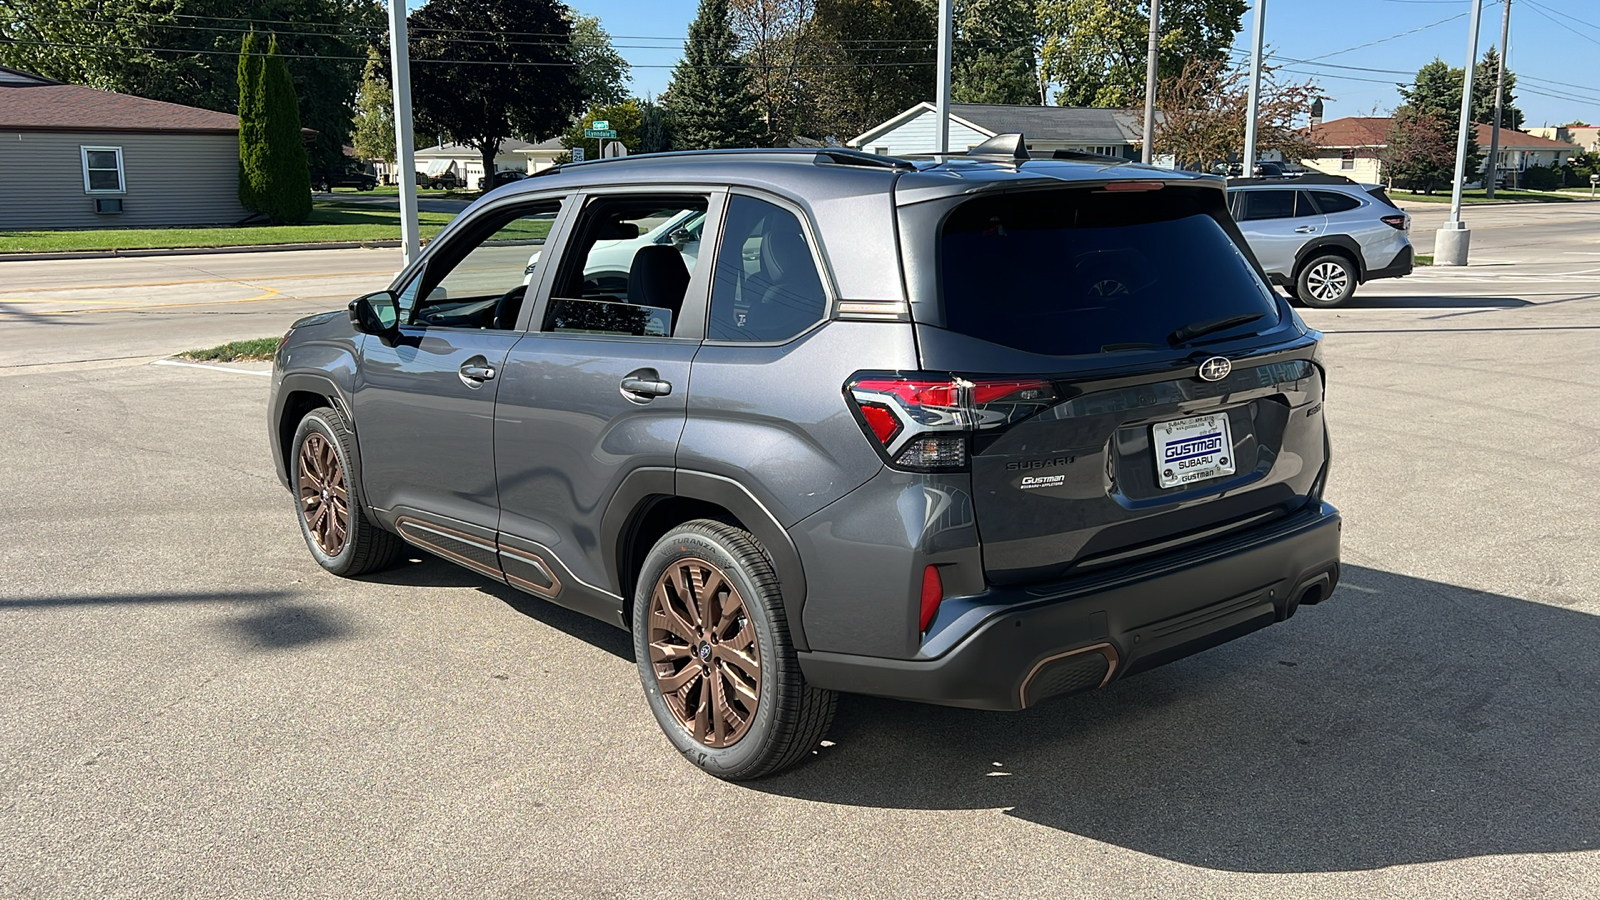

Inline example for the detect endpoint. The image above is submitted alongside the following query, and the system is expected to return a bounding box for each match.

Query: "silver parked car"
[1227,174,1413,308]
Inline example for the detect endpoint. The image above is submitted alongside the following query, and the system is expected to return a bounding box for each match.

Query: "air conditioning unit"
[94,198,124,214]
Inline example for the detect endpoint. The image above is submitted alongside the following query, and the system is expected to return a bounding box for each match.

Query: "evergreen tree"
[953,0,1039,105]
[640,98,674,153]
[1397,58,1481,184]
[666,0,764,149]
[260,35,313,223]
[1472,47,1523,131]
[237,30,267,214]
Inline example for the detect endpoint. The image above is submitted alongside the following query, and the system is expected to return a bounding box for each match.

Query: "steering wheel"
[492,284,528,330]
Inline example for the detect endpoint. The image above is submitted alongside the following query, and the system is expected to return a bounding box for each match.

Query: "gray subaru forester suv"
[270,140,1342,780]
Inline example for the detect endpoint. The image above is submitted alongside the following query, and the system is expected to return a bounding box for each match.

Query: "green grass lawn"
[1414,254,1433,266]
[179,337,281,362]
[358,184,483,201]
[1393,189,1578,204]
[0,202,461,254]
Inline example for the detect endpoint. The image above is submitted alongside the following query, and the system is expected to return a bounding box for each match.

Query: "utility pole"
[936,0,952,155]
[1242,0,1267,175]
[1486,0,1511,199]
[1141,0,1160,164]
[1435,0,1485,267]
[386,0,419,265]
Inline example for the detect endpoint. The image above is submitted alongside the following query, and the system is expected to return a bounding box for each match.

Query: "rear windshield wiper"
[1168,313,1266,347]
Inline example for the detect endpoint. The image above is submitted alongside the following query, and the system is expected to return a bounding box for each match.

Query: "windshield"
[939,186,1278,356]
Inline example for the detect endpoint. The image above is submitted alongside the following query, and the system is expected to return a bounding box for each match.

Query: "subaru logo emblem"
[1197,357,1232,382]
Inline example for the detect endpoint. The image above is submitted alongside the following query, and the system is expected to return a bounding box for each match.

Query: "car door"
[1234,189,1325,278]
[352,194,570,572]
[492,188,724,621]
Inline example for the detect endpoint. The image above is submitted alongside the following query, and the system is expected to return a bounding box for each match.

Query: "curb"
[0,239,407,263]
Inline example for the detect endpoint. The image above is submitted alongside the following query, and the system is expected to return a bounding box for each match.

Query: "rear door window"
[1239,189,1309,221]
[544,195,709,338]
[939,186,1278,357]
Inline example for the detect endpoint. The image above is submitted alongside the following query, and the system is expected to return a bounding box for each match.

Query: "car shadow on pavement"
[748,565,1600,873]
[0,589,346,652]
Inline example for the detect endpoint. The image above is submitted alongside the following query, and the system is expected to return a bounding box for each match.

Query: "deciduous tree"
[562,99,643,156]
[407,0,585,188]
[730,0,817,144]
[806,0,935,140]
[571,13,631,107]
[1396,58,1481,186]
[1037,0,1244,108]
[350,47,396,167]
[952,0,1039,105]
[1382,111,1456,194]
[0,0,382,168]
[1149,56,1318,170]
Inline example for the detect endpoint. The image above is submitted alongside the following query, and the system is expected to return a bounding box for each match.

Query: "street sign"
[583,128,618,139]
[602,141,628,158]
[592,120,609,131]
[571,146,585,163]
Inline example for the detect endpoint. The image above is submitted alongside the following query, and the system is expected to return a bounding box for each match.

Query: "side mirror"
[348,290,400,335]
[668,228,694,248]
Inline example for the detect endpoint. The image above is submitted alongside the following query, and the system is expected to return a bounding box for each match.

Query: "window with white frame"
[81,146,125,193]
[1340,150,1355,170]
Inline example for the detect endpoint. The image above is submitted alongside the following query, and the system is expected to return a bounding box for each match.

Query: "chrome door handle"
[1294,225,1317,233]
[620,376,672,397]
[459,362,496,381]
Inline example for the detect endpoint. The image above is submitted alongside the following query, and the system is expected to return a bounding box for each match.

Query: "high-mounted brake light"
[845,373,1059,470]
[1101,181,1166,192]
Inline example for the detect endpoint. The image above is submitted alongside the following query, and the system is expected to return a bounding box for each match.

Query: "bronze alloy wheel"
[648,558,762,748]
[298,432,349,557]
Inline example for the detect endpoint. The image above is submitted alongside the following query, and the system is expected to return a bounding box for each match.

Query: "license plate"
[1153,413,1235,489]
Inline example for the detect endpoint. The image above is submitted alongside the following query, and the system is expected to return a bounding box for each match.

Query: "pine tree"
[1397,59,1482,187]
[260,35,313,223]
[237,30,267,214]
[666,0,763,149]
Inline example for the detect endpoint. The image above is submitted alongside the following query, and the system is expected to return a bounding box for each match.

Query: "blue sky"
[567,0,1600,127]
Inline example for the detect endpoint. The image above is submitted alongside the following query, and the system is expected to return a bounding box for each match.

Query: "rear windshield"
[940,187,1278,356]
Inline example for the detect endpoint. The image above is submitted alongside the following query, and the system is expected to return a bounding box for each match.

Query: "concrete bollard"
[1433,222,1471,266]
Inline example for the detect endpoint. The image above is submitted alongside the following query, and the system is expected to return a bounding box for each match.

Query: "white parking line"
[152,359,272,378]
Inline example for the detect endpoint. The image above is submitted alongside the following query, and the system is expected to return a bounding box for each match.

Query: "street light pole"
[386,0,419,265]
[1141,0,1160,164]
[1434,0,1485,267]
[1242,0,1267,175]
[1486,0,1511,199]
[936,0,952,155]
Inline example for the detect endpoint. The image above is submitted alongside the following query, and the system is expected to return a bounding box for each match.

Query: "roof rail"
[1227,173,1358,187]
[533,146,915,177]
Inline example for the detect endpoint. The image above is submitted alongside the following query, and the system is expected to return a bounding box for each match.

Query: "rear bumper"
[797,501,1341,711]
[1365,244,1414,281]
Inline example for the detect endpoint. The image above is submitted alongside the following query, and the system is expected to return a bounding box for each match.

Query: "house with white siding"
[414,137,566,187]
[0,66,250,229]
[848,102,1143,159]
[1304,115,1578,187]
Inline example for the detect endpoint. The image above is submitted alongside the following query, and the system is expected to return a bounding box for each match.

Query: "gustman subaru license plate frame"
[1153,412,1236,489]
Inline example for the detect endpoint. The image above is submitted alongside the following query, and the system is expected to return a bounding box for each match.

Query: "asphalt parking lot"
[2,202,1598,897]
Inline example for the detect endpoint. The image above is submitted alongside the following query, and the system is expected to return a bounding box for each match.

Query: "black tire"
[633,519,836,780]
[1295,253,1358,308]
[290,407,403,577]
[315,181,331,193]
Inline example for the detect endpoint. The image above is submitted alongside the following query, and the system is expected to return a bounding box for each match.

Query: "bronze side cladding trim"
[499,546,563,599]
[394,516,505,582]
[1017,642,1120,709]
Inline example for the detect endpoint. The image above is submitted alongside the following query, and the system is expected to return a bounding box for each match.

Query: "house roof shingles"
[949,103,1141,145]
[0,65,239,134]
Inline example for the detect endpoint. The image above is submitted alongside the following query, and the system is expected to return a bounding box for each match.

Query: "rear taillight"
[919,565,944,632]
[1380,214,1407,230]
[845,373,1058,470]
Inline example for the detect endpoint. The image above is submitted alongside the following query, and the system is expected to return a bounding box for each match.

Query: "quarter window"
[1239,190,1299,221]
[1308,190,1361,214]
[707,195,827,343]
[81,146,124,193]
